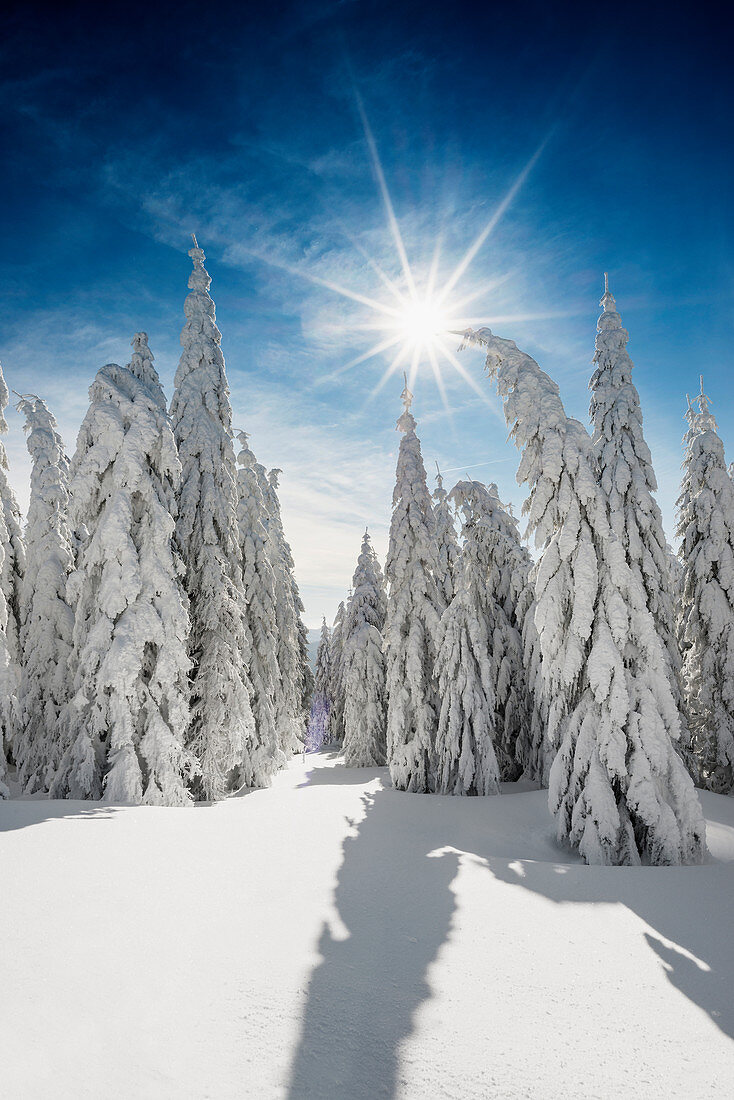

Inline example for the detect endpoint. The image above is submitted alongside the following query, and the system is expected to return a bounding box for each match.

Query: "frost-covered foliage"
[52,336,194,804]
[516,567,550,785]
[14,396,74,793]
[236,431,285,779]
[327,600,346,745]
[0,362,24,763]
[263,467,308,755]
[459,327,705,865]
[589,276,693,775]
[170,243,266,800]
[385,382,444,792]
[434,482,502,795]
[306,618,331,751]
[433,464,460,606]
[342,531,387,767]
[298,616,315,727]
[478,483,533,781]
[677,385,734,794]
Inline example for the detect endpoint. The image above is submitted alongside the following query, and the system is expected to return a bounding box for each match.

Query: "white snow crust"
[1,750,733,1099]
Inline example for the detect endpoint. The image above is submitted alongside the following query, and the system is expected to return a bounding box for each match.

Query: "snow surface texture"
[1,750,733,1100]
[342,530,388,767]
[677,386,734,793]
[460,329,705,865]
[170,244,258,800]
[385,382,445,792]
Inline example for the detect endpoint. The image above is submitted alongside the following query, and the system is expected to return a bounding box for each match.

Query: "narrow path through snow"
[2,750,733,1098]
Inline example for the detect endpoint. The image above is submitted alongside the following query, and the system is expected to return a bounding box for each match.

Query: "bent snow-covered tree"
[385,381,444,792]
[434,481,503,796]
[170,240,264,799]
[53,336,194,804]
[0,362,24,761]
[433,463,460,606]
[342,530,388,767]
[235,431,285,778]
[459,327,705,865]
[589,275,693,776]
[677,383,734,794]
[14,396,74,793]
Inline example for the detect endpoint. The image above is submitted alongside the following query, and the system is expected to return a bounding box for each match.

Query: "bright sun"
[395,298,449,350]
[252,90,546,414]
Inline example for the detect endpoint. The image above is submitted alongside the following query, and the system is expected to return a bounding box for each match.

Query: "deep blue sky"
[1,1,731,625]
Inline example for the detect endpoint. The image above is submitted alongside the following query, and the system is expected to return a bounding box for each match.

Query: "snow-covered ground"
[2,750,733,1099]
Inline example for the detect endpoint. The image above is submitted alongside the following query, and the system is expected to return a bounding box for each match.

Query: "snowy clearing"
[2,749,733,1099]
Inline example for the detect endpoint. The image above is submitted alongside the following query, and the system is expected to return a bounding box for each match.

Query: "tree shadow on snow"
[482,803,734,1044]
[0,798,118,833]
[286,770,734,1099]
[286,777,461,1099]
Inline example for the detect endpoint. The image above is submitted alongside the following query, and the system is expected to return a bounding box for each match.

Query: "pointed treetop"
[132,331,150,354]
[600,271,617,313]
[400,371,413,414]
[696,375,718,432]
[188,232,207,269]
[435,460,444,491]
[397,373,416,434]
[685,380,718,439]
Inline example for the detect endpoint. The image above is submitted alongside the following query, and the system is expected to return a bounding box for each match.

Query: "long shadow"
[486,833,734,1042]
[0,797,118,833]
[287,767,734,1092]
[286,777,461,1099]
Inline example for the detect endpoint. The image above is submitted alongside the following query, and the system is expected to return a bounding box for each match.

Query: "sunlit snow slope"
[2,751,733,1099]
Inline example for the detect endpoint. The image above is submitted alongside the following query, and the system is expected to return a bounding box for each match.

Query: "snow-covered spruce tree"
[52,335,194,804]
[385,381,445,792]
[235,431,285,777]
[589,275,694,775]
[516,566,550,785]
[0,362,25,758]
[14,396,74,793]
[434,482,502,795]
[676,384,734,794]
[478,482,533,781]
[262,467,308,755]
[0,571,10,796]
[306,617,331,751]
[459,327,705,865]
[433,463,460,606]
[327,599,346,745]
[342,530,388,767]
[171,240,274,799]
[299,615,315,727]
